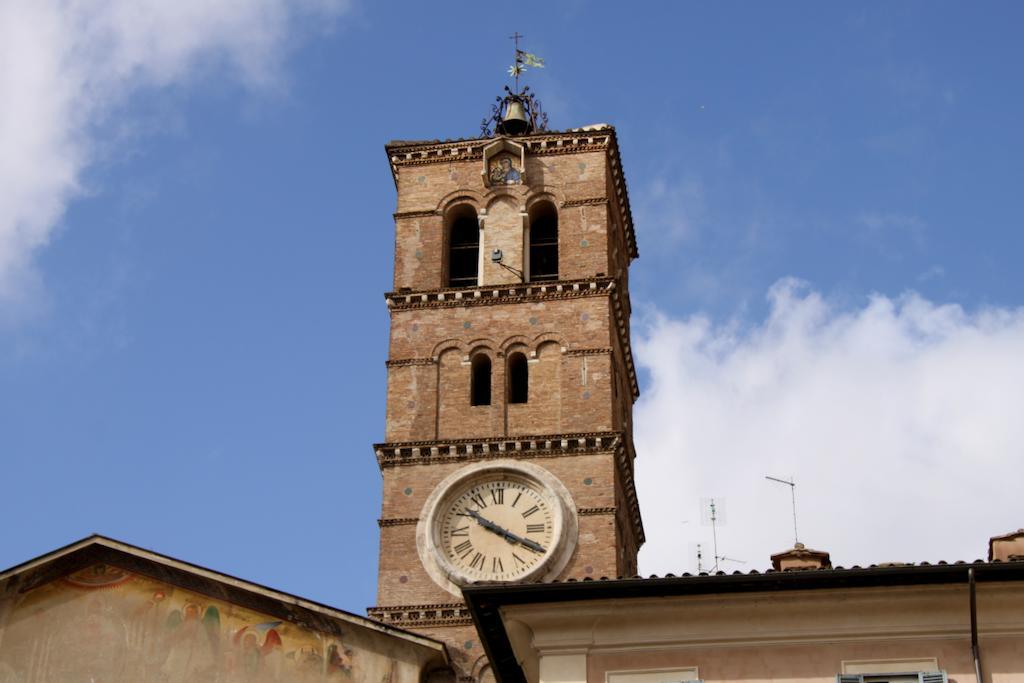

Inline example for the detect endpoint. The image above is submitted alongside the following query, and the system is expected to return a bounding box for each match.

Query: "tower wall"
[372,127,642,681]
[385,296,619,442]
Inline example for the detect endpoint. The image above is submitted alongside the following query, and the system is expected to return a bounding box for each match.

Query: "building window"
[448,206,479,287]
[839,673,947,683]
[529,202,558,282]
[606,669,700,683]
[839,671,942,683]
[471,354,491,406]
[508,352,528,404]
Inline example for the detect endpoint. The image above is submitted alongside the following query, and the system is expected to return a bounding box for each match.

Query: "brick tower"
[368,91,643,681]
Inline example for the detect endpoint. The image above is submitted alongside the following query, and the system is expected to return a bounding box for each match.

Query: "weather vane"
[507,32,545,92]
[481,33,549,137]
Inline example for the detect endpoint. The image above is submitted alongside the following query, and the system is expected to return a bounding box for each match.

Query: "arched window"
[508,352,528,404]
[470,354,491,406]
[448,206,479,287]
[529,202,558,282]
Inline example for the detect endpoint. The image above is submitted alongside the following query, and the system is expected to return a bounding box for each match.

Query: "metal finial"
[510,32,524,91]
[481,35,549,137]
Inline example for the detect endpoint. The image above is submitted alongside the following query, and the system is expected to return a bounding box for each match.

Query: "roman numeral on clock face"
[526,524,545,534]
[450,526,469,537]
[492,557,504,573]
[491,488,504,505]
[470,493,487,509]
[454,540,473,557]
[469,552,485,570]
[521,505,540,518]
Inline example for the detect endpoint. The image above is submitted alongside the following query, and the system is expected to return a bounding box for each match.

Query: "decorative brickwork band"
[386,131,610,171]
[610,437,644,546]
[366,603,473,628]
[385,357,435,368]
[564,347,612,357]
[385,277,612,309]
[562,197,608,208]
[377,518,419,527]
[578,506,617,516]
[374,432,623,467]
[393,209,438,219]
[606,133,638,258]
[606,280,639,400]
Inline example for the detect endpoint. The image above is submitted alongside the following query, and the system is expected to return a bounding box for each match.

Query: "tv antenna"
[709,499,720,571]
[696,543,703,573]
[766,475,799,545]
[701,498,743,572]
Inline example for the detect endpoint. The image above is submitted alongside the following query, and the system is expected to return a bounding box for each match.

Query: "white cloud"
[635,278,1024,575]
[0,0,348,322]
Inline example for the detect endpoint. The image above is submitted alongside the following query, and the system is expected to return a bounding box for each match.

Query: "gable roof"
[0,534,448,664]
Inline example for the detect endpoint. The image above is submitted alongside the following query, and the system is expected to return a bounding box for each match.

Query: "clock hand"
[516,536,546,554]
[465,509,547,554]
[465,509,515,539]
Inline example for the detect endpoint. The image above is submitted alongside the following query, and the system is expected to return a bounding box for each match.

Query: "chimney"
[771,542,831,571]
[989,529,1024,562]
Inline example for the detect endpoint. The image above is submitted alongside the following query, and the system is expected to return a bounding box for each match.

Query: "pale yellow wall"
[0,563,437,683]
[505,582,1024,683]
[589,641,985,683]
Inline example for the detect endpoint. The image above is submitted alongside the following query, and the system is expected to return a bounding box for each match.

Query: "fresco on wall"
[0,564,412,683]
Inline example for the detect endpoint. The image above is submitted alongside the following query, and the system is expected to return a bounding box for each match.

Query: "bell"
[499,98,530,136]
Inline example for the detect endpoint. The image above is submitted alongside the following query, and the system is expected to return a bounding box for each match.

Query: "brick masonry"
[373,126,642,681]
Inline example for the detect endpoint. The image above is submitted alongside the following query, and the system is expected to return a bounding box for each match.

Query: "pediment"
[0,536,447,682]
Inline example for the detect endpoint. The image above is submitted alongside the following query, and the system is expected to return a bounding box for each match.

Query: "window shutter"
[837,675,863,683]
[919,672,947,683]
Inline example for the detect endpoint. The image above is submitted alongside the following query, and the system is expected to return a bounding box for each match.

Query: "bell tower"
[368,82,643,681]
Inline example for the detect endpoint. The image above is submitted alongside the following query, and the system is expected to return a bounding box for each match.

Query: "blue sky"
[2,1,1023,611]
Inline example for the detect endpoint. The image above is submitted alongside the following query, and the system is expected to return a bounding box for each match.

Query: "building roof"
[0,534,449,663]
[463,560,1024,683]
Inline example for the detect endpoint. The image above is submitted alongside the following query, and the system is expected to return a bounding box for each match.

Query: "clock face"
[436,473,557,582]
[418,460,578,593]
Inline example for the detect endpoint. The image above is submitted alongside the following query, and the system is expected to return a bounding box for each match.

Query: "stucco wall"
[0,563,436,683]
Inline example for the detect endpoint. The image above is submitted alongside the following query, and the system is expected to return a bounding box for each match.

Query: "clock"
[417,460,578,594]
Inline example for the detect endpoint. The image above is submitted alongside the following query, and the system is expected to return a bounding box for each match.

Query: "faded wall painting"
[0,564,422,683]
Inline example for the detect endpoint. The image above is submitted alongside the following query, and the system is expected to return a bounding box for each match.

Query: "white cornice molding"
[504,582,1024,652]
